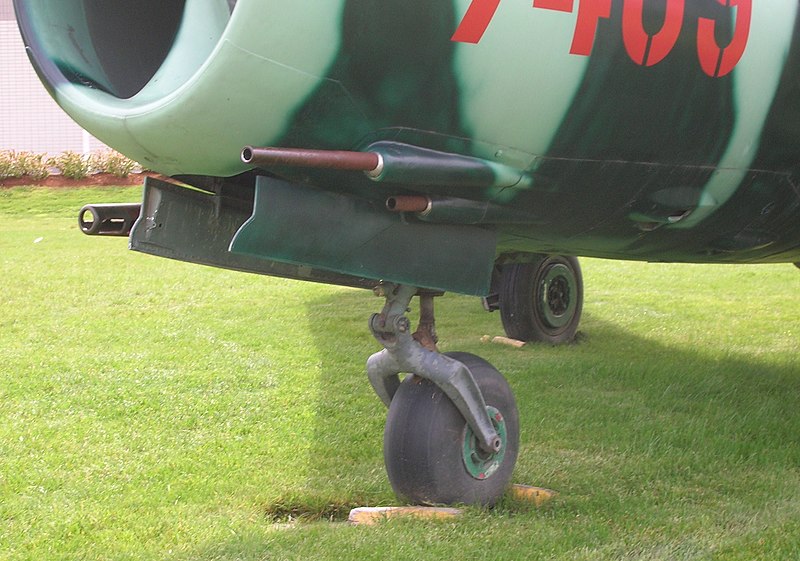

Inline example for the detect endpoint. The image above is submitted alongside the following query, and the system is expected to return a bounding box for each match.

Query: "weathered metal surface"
[385,196,430,214]
[241,146,380,172]
[78,203,141,236]
[129,176,378,290]
[230,176,497,296]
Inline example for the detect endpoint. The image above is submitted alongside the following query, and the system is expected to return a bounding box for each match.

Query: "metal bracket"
[366,284,502,454]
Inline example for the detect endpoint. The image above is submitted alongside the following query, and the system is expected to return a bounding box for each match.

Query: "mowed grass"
[1,185,799,560]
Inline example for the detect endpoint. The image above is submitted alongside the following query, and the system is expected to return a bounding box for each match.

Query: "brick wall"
[0,4,109,156]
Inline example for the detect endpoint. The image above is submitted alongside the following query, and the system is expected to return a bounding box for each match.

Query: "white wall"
[0,7,108,156]
[0,0,13,20]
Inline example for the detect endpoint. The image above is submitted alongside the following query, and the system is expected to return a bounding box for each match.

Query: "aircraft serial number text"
[452,0,752,78]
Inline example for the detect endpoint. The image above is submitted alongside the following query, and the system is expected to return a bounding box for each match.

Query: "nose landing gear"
[367,284,519,506]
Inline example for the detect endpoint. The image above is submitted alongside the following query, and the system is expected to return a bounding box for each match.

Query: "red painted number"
[697,0,752,77]
[453,0,752,77]
[568,0,612,56]
[623,0,685,66]
[451,0,503,43]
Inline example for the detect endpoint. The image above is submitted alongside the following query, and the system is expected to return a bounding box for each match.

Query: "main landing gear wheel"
[383,352,519,506]
[500,255,583,344]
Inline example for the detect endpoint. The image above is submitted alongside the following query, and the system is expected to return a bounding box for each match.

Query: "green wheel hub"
[538,263,577,329]
[462,406,508,480]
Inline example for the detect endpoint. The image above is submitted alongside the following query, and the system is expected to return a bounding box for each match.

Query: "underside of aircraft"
[13,0,800,505]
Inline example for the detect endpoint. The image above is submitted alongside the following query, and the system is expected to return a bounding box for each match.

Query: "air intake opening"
[82,1,186,98]
[15,0,233,99]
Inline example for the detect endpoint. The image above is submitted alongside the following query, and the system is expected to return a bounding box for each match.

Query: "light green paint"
[454,1,589,164]
[52,0,346,176]
[135,0,232,104]
[25,1,111,92]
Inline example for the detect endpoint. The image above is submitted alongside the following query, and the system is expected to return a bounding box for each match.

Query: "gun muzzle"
[79,203,141,236]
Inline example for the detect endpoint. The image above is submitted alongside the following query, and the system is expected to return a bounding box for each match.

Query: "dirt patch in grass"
[263,499,366,524]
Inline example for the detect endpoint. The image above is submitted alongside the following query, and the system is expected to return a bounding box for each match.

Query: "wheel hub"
[539,263,577,329]
[462,406,507,480]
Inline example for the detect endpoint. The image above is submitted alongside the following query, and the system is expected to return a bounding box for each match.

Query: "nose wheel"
[367,285,519,506]
[384,352,518,506]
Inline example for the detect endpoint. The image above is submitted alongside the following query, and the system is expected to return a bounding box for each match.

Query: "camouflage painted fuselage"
[14,0,800,293]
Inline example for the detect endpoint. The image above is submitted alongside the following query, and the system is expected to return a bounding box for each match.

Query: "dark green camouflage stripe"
[280,0,466,149]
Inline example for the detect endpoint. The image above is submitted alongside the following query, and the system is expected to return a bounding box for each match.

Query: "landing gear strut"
[367,284,519,506]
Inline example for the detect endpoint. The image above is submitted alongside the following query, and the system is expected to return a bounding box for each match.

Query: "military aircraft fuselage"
[13,0,800,294]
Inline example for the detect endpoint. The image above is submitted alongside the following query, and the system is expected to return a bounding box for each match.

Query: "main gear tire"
[499,256,583,344]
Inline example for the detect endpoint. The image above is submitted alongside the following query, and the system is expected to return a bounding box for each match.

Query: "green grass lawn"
[1,186,799,560]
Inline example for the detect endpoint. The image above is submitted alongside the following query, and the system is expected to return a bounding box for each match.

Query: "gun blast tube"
[79,203,141,237]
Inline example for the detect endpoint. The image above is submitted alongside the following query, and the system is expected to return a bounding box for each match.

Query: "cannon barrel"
[78,203,141,236]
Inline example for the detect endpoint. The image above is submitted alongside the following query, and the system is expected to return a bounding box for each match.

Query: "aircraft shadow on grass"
[253,287,800,522]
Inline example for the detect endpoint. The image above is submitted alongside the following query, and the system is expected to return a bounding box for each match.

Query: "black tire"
[383,352,518,506]
[499,255,583,344]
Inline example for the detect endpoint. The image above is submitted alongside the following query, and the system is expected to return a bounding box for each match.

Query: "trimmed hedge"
[0,150,141,180]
